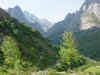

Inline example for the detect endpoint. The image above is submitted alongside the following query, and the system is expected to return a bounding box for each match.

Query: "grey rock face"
[8,6,45,35]
[47,10,81,38]
[49,0,100,34]
[8,6,29,24]
[80,0,100,30]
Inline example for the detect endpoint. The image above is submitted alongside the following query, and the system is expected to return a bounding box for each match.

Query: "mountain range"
[46,0,100,60]
[7,6,53,36]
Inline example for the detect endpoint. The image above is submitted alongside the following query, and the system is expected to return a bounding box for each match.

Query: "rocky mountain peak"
[81,0,100,11]
[8,5,28,24]
[14,5,21,11]
[14,5,20,9]
[80,0,100,30]
[8,5,21,12]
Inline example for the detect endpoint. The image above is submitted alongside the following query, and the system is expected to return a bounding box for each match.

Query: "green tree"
[1,36,21,69]
[0,50,4,66]
[59,32,84,71]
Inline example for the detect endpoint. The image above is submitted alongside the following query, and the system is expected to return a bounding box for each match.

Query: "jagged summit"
[14,5,22,11]
[81,0,100,10]
[8,5,21,11]
[14,5,20,8]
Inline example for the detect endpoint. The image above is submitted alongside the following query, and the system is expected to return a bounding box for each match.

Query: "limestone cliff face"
[80,0,100,30]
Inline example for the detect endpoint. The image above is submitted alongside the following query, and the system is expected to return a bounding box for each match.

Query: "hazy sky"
[0,0,85,23]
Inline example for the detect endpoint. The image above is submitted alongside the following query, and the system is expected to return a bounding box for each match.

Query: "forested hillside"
[75,27,100,61]
[0,8,57,73]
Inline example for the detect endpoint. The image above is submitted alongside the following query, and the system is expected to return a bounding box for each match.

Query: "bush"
[76,65,89,72]
[47,69,59,75]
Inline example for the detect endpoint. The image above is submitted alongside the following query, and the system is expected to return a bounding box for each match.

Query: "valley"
[0,0,100,75]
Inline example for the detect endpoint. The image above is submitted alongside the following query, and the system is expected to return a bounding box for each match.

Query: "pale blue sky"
[0,0,85,23]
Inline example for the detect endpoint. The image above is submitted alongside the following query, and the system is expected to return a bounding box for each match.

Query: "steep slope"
[0,8,57,70]
[24,11,53,33]
[75,27,100,61]
[47,11,81,44]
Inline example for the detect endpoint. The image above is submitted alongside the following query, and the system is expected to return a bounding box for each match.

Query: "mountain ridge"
[8,6,53,37]
[47,0,100,38]
[8,6,46,36]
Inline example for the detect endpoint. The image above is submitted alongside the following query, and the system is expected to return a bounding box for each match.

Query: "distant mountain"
[40,18,53,32]
[8,6,45,35]
[8,6,29,24]
[24,11,41,24]
[24,11,53,32]
[8,6,53,37]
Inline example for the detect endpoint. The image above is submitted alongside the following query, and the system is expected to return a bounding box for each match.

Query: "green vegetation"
[0,8,100,75]
[0,17,99,74]
[1,36,21,70]
[84,66,100,72]
[0,15,57,74]
[76,28,100,61]
[47,69,59,75]
[57,32,85,71]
